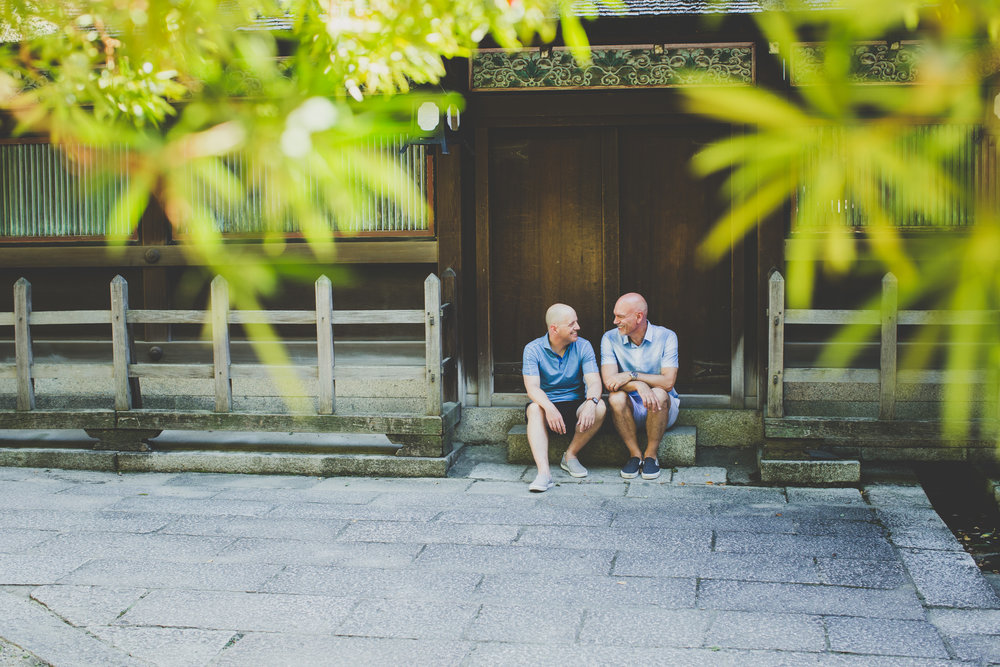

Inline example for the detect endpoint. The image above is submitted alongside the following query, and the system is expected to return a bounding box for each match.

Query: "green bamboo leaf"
[684,87,810,129]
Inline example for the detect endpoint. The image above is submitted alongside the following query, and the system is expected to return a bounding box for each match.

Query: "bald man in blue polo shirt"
[522,304,607,492]
[601,292,680,481]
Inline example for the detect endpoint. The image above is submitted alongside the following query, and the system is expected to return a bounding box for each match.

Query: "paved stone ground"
[1,446,1000,665]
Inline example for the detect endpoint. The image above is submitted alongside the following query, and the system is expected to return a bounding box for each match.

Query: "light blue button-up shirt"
[522,335,599,403]
[600,322,679,399]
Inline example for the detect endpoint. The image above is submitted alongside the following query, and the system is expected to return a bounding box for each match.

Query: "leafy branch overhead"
[685,0,1000,434]
[0,0,602,267]
[0,0,605,387]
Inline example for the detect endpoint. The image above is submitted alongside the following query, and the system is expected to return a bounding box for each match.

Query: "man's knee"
[608,391,629,411]
[526,402,544,422]
[651,387,669,409]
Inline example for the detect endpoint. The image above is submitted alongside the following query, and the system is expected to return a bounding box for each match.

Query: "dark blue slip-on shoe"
[620,457,641,479]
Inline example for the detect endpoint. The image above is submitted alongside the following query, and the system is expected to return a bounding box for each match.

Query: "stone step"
[0,446,460,477]
[506,424,696,467]
[758,442,860,486]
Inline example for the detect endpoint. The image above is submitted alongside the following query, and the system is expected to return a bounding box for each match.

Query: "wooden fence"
[0,271,461,455]
[767,270,999,422]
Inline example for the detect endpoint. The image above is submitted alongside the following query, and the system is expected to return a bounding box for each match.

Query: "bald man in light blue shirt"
[523,304,606,492]
[601,293,680,480]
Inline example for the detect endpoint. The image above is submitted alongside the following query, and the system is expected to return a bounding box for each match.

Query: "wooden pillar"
[425,273,443,416]
[13,278,34,411]
[880,272,898,420]
[211,275,232,412]
[315,275,335,415]
[767,271,785,418]
[441,267,463,405]
[110,275,135,410]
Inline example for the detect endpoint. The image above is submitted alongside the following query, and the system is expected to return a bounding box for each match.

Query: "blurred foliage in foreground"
[685,0,1000,433]
[0,0,600,390]
[0,0,601,287]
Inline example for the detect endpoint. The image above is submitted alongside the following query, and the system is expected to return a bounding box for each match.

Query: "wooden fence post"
[441,267,462,405]
[315,275,335,414]
[14,278,34,411]
[211,275,233,412]
[767,271,785,418]
[110,275,135,410]
[880,272,898,420]
[425,273,443,416]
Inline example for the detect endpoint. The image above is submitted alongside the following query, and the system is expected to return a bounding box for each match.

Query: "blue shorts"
[627,390,680,429]
[525,401,579,433]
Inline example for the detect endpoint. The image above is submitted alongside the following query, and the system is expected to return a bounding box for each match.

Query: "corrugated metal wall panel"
[0,142,133,238]
[0,138,428,238]
[794,124,981,230]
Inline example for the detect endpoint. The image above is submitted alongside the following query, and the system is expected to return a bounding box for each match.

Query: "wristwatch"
[630,370,638,380]
[589,397,600,405]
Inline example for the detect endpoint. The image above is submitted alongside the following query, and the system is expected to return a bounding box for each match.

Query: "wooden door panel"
[488,127,607,392]
[618,125,731,394]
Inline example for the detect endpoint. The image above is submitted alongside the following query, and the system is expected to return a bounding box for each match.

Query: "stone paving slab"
[613,550,825,584]
[0,591,139,667]
[816,557,909,589]
[157,515,351,541]
[0,462,999,664]
[56,558,283,591]
[0,509,175,534]
[337,520,520,546]
[0,554,92,586]
[262,565,483,600]
[212,634,473,666]
[898,548,1000,609]
[117,589,357,634]
[825,616,950,659]
[697,580,928,619]
[515,525,713,553]
[704,611,826,652]
[414,543,615,575]
[212,537,422,567]
[87,626,235,667]
[30,586,146,627]
[714,531,897,560]
[580,608,714,648]
[472,572,697,608]
[264,501,441,522]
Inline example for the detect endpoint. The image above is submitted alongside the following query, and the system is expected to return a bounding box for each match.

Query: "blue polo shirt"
[600,322,680,399]
[522,334,599,403]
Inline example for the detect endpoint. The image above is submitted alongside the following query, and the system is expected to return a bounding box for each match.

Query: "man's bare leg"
[643,388,671,460]
[525,403,552,478]
[565,401,607,460]
[608,391,642,459]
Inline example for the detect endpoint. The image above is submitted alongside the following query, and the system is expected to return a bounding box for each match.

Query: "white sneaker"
[529,472,554,493]
[560,455,588,478]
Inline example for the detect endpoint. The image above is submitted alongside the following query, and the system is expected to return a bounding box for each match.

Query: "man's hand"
[606,371,634,392]
[544,404,567,434]
[576,400,597,432]
[634,382,663,412]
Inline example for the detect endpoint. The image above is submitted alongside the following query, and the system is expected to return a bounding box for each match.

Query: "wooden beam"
[0,241,438,268]
[785,309,880,325]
